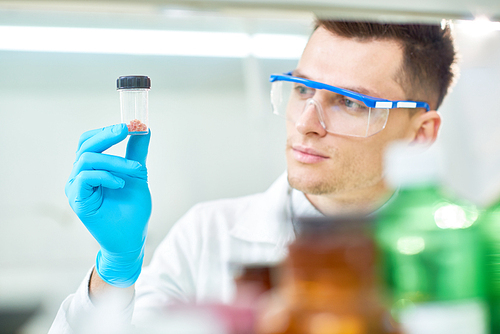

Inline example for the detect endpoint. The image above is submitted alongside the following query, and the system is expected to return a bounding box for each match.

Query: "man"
[50,18,456,332]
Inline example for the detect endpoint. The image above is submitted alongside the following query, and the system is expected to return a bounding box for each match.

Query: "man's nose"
[295,99,328,137]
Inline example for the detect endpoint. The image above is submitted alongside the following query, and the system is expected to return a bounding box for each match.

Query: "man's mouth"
[291,145,329,164]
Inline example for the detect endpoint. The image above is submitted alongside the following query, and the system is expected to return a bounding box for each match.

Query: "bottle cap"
[117,75,151,89]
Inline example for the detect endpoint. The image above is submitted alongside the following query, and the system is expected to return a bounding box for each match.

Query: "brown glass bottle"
[256,216,399,334]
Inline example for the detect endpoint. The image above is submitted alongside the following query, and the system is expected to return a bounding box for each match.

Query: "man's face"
[287,26,416,196]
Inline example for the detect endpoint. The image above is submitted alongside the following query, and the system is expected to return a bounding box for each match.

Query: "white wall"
[439,24,500,207]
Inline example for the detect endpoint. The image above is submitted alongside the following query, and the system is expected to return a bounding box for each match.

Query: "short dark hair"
[315,19,458,111]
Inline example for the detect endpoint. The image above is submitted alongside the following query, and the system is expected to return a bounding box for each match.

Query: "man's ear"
[411,110,441,145]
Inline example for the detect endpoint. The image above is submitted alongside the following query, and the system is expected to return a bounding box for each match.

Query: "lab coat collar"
[228,172,399,245]
[228,172,294,246]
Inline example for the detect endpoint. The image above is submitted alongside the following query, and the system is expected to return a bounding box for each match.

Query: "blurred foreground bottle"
[375,143,487,334]
[257,216,398,334]
[477,201,500,334]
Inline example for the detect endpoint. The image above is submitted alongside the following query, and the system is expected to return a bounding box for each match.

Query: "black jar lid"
[117,75,151,89]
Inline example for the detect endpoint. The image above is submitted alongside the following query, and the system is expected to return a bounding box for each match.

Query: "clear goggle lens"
[271,80,390,137]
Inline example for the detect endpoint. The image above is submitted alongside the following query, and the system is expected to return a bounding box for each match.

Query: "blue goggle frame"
[269,72,430,112]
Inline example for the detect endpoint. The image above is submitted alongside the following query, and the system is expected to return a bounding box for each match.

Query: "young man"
[50,19,456,332]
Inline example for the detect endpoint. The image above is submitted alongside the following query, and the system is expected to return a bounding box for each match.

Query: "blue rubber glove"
[65,123,152,288]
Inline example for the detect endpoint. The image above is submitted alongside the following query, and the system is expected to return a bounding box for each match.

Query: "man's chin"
[287,172,337,196]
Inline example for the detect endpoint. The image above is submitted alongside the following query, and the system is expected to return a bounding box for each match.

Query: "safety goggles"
[270,72,430,137]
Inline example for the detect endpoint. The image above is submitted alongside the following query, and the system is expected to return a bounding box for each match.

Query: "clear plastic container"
[117,75,150,135]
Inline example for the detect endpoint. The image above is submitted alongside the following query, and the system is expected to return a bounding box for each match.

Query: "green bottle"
[375,144,487,334]
[478,201,500,334]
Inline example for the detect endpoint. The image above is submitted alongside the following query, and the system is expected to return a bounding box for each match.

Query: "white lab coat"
[49,172,321,333]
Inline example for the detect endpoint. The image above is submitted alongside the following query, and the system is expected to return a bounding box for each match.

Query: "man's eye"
[294,85,314,97]
[344,99,357,108]
[342,98,367,111]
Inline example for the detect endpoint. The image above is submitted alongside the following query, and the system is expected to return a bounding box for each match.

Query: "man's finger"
[75,124,128,161]
[69,170,125,201]
[76,128,102,152]
[69,152,146,180]
[125,130,151,166]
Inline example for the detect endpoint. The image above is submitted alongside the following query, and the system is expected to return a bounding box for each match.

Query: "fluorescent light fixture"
[456,16,500,36]
[251,34,308,59]
[0,25,307,59]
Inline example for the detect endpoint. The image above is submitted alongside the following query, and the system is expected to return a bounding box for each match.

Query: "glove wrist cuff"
[95,246,145,288]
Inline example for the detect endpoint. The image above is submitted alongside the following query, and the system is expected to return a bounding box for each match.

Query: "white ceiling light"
[0,25,307,59]
[250,33,308,59]
[456,16,500,36]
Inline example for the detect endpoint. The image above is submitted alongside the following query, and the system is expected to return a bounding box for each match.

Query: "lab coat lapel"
[228,172,294,247]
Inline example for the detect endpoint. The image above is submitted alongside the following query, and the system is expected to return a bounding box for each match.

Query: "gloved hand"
[65,123,152,288]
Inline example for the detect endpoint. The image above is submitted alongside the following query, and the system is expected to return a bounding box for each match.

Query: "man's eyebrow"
[292,69,382,98]
[342,85,381,98]
[292,69,308,80]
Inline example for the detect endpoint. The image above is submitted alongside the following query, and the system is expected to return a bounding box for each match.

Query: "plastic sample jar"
[117,75,151,135]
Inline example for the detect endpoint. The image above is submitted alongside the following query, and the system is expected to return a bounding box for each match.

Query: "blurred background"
[0,0,499,332]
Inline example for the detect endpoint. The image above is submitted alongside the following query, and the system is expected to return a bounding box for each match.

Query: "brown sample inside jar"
[127,119,147,132]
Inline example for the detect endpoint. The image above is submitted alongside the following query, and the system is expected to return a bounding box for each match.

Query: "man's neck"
[304,181,392,216]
